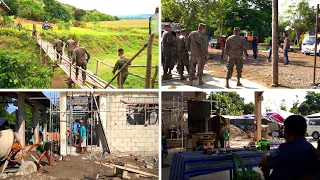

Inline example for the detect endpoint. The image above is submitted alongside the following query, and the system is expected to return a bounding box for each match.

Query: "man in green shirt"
[112,49,131,89]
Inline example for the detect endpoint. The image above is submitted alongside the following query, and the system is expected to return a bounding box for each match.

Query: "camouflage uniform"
[66,39,76,60]
[72,46,90,81]
[177,34,189,76]
[225,34,247,80]
[53,39,64,63]
[162,30,175,78]
[32,24,37,38]
[112,57,131,88]
[186,31,208,79]
[17,22,22,31]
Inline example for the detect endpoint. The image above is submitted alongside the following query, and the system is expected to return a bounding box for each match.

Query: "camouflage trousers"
[163,54,174,74]
[225,57,243,79]
[56,50,62,63]
[68,51,73,61]
[75,63,87,80]
[189,55,205,77]
[177,54,189,75]
[117,71,129,89]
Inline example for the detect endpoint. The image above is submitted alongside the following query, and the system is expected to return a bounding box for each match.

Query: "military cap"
[176,30,181,33]
[181,29,187,32]
[164,23,171,27]
[199,23,206,28]
[233,27,240,31]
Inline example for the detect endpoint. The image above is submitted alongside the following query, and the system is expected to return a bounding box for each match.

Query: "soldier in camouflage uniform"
[225,27,247,88]
[171,30,180,75]
[53,37,64,63]
[72,43,90,84]
[112,48,131,89]
[186,23,209,86]
[17,21,22,31]
[66,37,76,61]
[32,22,37,39]
[177,29,189,80]
[162,24,174,80]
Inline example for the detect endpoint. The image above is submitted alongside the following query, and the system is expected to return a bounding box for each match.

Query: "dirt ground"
[208,48,320,89]
[1,150,159,180]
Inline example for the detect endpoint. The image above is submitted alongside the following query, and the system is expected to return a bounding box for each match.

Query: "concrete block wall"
[99,92,159,153]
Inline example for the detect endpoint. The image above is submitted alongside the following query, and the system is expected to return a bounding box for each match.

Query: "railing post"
[39,38,42,65]
[69,61,72,80]
[151,66,159,89]
[96,60,98,76]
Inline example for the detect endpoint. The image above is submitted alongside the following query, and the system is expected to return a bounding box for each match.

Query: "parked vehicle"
[301,36,320,56]
[305,116,320,139]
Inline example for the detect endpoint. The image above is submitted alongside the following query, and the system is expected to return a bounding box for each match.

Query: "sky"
[56,0,158,15]
[205,90,308,114]
[279,0,319,15]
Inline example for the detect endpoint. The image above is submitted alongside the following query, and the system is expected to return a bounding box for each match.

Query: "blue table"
[169,150,273,180]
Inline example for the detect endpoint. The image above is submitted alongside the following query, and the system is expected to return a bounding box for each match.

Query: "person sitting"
[259,115,317,180]
[24,135,55,173]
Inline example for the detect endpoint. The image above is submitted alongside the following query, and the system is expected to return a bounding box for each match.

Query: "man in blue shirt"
[79,120,87,155]
[259,115,317,180]
[252,33,258,60]
[73,119,80,146]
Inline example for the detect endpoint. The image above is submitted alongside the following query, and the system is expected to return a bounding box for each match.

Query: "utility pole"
[313,4,319,85]
[271,0,279,87]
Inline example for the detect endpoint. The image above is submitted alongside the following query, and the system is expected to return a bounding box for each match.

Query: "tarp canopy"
[306,112,320,118]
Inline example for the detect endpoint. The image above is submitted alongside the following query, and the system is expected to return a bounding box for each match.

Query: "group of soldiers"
[162,23,247,88]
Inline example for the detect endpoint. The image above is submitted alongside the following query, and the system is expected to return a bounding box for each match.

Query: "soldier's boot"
[199,76,204,85]
[225,79,229,88]
[180,74,186,80]
[187,80,193,86]
[237,78,242,86]
[162,73,171,80]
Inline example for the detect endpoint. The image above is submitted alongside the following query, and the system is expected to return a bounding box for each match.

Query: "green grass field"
[20,19,159,89]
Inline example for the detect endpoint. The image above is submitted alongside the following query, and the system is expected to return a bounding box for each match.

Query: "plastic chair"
[232,153,262,180]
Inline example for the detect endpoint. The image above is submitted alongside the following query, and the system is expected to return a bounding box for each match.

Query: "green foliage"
[264,36,272,43]
[3,0,119,23]
[280,99,287,111]
[281,0,316,43]
[297,92,320,116]
[2,15,15,26]
[289,96,300,115]
[162,0,272,42]
[57,21,72,30]
[208,92,254,115]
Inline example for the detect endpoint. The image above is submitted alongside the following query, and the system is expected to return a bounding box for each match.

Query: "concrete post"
[17,93,25,147]
[32,105,40,144]
[254,92,264,141]
[99,94,108,147]
[60,92,67,155]
[42,110,47,141]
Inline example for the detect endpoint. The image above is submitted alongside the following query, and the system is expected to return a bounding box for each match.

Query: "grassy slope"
[13,19,159,89]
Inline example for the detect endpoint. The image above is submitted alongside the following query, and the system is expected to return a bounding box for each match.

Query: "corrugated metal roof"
[121,97,159,104]
[0,0,10,12]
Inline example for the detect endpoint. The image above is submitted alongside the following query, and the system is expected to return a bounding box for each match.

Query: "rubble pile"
[229,125,251,139]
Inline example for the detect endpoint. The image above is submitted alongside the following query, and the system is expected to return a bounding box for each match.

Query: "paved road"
[161,66,265,90]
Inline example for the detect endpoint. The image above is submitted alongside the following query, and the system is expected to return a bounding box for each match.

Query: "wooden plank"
[95,161,158,178]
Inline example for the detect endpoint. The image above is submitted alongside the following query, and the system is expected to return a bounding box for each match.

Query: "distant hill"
[118,14,152,20]
[3,0,119,23]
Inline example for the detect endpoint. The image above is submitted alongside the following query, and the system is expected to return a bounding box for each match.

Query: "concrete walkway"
[161,67,265,90]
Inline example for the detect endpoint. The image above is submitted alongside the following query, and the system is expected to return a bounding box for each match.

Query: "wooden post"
[145,8,158,89]
[151,66,159,88]
[271,0,279,87]
[39,38,42,65]
[69,61,72,80]
[104,43,148,89]
[254,92,263,141]
[96,60,99,76]
[313,4,319,85]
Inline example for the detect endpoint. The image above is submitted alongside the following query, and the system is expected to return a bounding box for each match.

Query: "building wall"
[99,92,159,153]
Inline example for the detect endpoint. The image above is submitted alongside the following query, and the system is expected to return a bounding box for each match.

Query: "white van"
[301,36,320,55]
[306,117,320,139]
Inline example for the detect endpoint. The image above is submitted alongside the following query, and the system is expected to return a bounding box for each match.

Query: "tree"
[297,92,320,115]
[208,92,247,115]
[289,95,300,114]
[243,102,255,114]
[282,0,316,44]
[280,99,287,111]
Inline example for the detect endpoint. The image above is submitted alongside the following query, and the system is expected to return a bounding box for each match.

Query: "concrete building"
[59,91,159,155]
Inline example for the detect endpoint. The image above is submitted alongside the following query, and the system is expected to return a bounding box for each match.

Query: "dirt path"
[208,48,320,89]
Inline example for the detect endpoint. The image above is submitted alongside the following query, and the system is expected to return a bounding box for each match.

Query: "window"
[126,104,158,125]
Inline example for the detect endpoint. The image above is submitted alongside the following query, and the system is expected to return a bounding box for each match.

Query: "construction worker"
[225,27,247,88]
[17,21,22,31]
[186,23,209,86]
[32,22,37,39]
[24,135,55,173]
[53,37,64,63]
[162,23,174,80]
[72,43,90,84]
[112,48,131,89]
[66,37,76,61]
[177,29,189,80]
